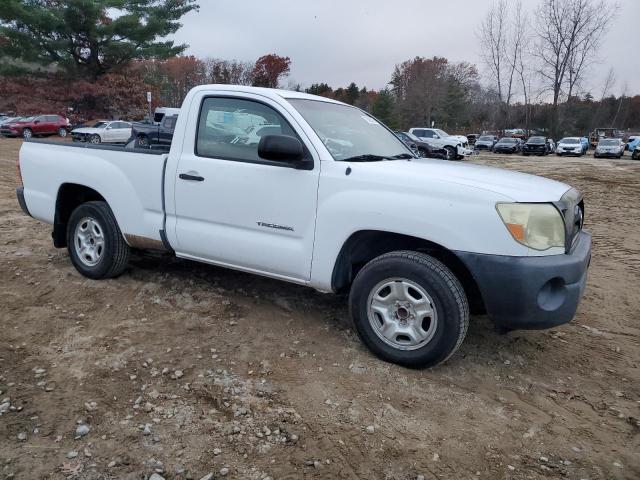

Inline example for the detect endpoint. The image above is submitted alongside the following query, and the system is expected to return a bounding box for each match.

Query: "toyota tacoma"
[16,85,591,368]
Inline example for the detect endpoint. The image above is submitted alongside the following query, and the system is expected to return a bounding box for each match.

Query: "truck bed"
[19,140,168,244]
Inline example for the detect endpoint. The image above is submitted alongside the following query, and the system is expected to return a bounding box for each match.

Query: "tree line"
[0,0,637,136]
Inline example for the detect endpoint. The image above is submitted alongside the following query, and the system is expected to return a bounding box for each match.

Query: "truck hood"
[354,158,571,202]
[447,134,468,143]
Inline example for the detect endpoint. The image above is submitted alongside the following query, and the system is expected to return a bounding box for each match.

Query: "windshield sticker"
[361,116,379,125]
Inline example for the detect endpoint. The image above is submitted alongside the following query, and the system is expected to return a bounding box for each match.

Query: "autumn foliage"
[0,71,155,121]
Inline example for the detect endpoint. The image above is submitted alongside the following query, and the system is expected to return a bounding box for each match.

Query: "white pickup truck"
[16,85,591,368]
[408,127,473,160]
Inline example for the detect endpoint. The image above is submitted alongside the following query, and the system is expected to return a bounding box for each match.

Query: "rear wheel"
[58,127,67,137]
[135,135,149,148]
[66,201,130,279]
[349,251,469,368]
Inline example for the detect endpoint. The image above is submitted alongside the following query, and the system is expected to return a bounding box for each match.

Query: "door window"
[196,97,301,163]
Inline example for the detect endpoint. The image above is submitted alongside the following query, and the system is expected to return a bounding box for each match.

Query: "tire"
[444,146,456,161]
[349,251,469,368]
[135,135,149,148]
[66,201,130,279]
[22,128,33,140]
[90,134,101,144]
[58,127,68,138]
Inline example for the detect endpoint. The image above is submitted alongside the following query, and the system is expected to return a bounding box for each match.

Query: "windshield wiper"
[388,153,415,159]
[342,153,414,162]
[341,154,388,162]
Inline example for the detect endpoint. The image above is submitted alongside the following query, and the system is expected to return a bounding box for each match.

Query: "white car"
[17,84,591,369]
[71,120,132,144]
[408,127,472,160]
[556,137,584,157]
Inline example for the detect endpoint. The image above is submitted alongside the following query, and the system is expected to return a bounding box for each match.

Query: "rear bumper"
[16,187,31,216]
[455,231,592,330]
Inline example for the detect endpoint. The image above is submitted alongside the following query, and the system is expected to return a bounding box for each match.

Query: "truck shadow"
[127,251,549,369]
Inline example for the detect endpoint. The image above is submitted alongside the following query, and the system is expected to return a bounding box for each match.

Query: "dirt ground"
[1,136,639,480]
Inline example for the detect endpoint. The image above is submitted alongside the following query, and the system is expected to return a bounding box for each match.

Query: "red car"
[0,114,70,139]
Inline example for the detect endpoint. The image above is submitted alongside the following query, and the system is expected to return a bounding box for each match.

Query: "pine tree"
[0,0,198,78]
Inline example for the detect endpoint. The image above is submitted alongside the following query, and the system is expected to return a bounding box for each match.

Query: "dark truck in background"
[128,114,177,149]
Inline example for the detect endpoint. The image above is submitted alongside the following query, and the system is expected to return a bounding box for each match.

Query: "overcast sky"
[173,0,639,97]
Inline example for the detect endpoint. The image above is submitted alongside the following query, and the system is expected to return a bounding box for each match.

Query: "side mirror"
[34,120,40,124]
[258,134,305,163]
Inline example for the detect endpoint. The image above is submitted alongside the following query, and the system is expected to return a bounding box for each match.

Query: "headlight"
[496,203,565,250]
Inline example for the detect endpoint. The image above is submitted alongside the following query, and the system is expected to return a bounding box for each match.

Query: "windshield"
[478,136,493,141]
[560,138,580,144]
[403,131,421,142]
[498,138,517,144]
[434,129,449,137]
[91,121,108,128]
[599,139,619,146]
[19,116,35,122]
[288,99,412,161]
[527,136,545,144]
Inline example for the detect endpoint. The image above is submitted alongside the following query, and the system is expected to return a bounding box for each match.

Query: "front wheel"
[90,134,101,144]
[444,146,455,161]
[66,201,130,279]
[22,128,33,140]
[349,251,469,368]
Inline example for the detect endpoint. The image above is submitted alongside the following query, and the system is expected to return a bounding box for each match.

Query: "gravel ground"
[1,136,639,480]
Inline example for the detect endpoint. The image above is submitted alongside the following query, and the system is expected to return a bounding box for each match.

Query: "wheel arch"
[331,230,485,314]
[53,183,107,248]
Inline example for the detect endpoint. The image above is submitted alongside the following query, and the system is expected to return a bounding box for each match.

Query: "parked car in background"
[0,116,21,127]
[594,138,625,158]
[632,145,640,160]
[153,107,180,125]
[71,120,132,144]
[522,136,551,156]
[580,137,589,154]
[130,115,177,149]
[556,137,584,157]
[0,114,70,139]
[408,127,472,160]
[475,135,498,150]
[492,137,522,154]
[626,136,640,152]
[466,134,479,145]
[394,131,447,159]
[504,129,527,140]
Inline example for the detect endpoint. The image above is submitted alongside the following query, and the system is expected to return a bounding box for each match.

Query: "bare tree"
[479,0,530,127]
[534,0,616,137]
[478,0,508,104]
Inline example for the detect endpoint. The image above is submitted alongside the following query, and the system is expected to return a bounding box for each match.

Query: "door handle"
[179,173,205,182]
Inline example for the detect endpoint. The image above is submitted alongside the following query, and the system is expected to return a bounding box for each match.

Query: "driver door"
[170,94,320,282]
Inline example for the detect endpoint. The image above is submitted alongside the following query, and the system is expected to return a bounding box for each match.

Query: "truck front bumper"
[455,231,591,330]
[457,146,474,156]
